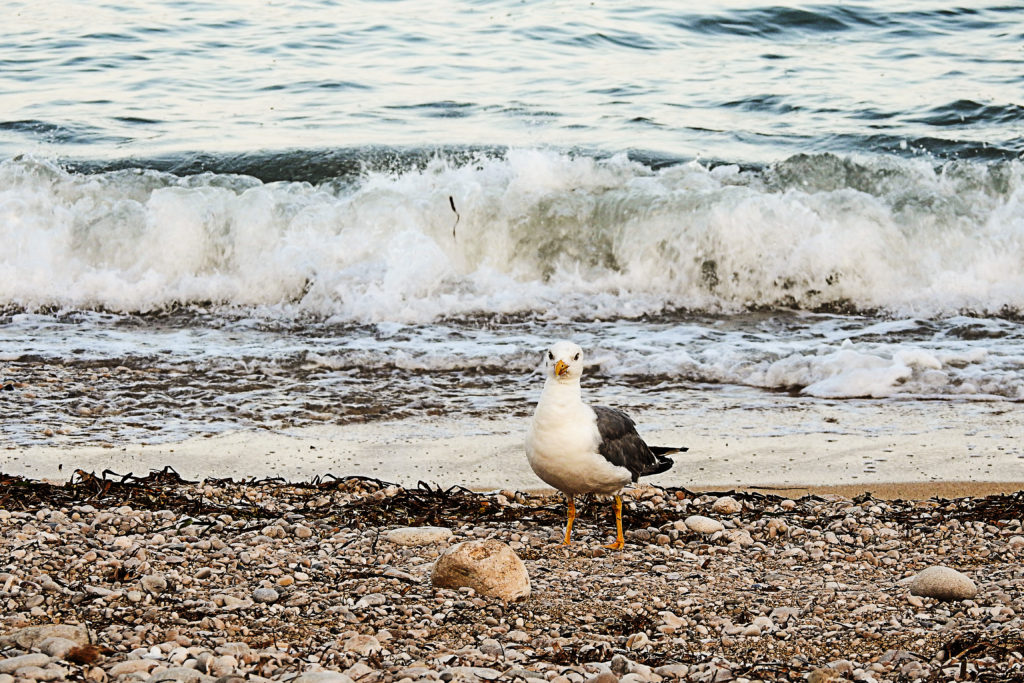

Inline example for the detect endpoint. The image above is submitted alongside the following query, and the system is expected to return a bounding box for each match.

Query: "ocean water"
[1,1,1023,459]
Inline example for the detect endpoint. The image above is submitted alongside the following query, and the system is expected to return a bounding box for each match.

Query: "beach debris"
[909,565,978,601]
[431,539,531,601]
[449,195,460,238]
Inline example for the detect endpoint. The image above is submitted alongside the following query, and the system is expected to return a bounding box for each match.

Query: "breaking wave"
[2,149,1023,322]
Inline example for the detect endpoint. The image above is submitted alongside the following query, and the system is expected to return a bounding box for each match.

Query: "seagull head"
[544,341,584,383]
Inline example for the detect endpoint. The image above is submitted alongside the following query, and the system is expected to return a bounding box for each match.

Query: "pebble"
[2,477,1022,683]
[479,638,503,657]
[292,672,354,683]
[146,667,213,683]
[0,654,52,674]
[386,526,452,546]
[342,634,381,655]
[39,637,80,659]
[683,515,724,534]
[109,660,161,676]
[141,573,168,594]
[0,625,90,650]
[711,496,742,515]
[251,587,279,604]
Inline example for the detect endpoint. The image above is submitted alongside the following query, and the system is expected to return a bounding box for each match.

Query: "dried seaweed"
[4,469,1023,539]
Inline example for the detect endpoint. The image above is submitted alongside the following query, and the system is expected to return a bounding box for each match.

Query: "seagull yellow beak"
[554,360,569,377]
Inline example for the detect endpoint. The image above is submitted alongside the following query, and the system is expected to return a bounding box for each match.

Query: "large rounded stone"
[909,565,977,601]
[431,539,530,601]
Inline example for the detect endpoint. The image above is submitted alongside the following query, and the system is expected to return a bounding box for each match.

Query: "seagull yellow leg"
[604,494,625,550]
[562,496,576,545]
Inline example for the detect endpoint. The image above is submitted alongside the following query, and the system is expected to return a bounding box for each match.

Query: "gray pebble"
[251,587,279,604]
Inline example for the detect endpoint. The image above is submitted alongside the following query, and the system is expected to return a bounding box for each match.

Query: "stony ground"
[1,469,1023,683]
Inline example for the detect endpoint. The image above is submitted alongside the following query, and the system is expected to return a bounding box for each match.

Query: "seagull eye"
[573,353,580,361]
[547,351,553,360]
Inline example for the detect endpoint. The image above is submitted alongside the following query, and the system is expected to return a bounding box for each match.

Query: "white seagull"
[525,340,687,550]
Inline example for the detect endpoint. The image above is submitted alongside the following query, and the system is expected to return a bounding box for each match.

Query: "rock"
[39,637,80,659]
[441,667,502,681]
[214,643,252,658]
[141,574,168,594]
[251,587,279,604]
[354,593,386,608]
[654,665,689,679]
[291,672,354,683]
[386,527,452,546]
[625,632,649,649]
[0,654,52,674]
[909,566,978,601]
[806,669,840,683]
[479,638,503,657]
[431,539,530,601]
[293,525,313,539]
[0,625,90,650]
[770,607,800,624]
[585,673,619,683]
[610,655,629,675]
[723,529,753,547]
[684,515,724,534]
[711,496,741,515]
[342,634,381,656]
[208,655,237,677]
[382,567,418,583]
[146,667,213,683]
[14,664,67,681]
[344,662,375,680]
[109,660,160,676]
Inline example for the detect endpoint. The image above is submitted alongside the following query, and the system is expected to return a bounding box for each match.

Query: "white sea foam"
[2,152,1023,322]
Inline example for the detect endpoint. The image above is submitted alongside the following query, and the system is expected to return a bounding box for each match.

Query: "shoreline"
[4,392,1023,492]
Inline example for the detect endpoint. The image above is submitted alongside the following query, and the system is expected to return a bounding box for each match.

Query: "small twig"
[449,196,460,238]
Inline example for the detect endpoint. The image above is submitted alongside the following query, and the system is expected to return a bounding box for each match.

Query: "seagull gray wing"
[592,405,672,482]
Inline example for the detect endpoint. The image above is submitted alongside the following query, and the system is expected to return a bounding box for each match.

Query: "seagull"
[525,340,687,550]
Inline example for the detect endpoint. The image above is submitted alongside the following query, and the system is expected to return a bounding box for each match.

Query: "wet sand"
[5,393,1023,498]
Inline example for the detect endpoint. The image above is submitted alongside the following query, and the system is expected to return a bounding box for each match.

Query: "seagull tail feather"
[651,445,688,456]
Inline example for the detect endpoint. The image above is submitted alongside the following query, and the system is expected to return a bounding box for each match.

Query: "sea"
[1,1,1023,479]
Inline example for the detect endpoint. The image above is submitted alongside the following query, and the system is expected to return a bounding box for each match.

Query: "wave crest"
[1,150,1022,321]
